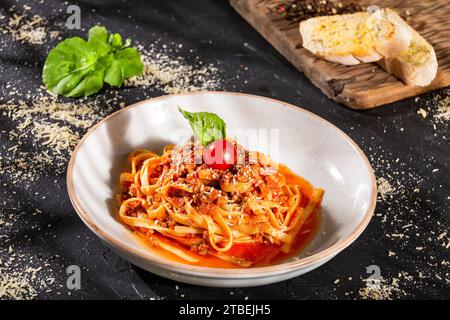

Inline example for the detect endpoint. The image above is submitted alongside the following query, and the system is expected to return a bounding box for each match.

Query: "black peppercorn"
[273,0,364,22]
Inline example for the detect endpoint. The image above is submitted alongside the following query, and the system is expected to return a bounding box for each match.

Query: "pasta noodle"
[118,142,324,267]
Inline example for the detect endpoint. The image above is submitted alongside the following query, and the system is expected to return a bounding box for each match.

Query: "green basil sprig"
[178,107,226,146]
[42,26,143,97]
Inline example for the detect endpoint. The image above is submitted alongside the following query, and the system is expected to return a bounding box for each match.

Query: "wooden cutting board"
[230,0,450,109]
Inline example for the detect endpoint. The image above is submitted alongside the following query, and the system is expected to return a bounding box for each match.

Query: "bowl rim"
[67,91,377,278]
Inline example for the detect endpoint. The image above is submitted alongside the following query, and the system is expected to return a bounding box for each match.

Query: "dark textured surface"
[0,0,448,300]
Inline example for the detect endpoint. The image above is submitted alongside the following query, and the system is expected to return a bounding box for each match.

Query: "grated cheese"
[125,44,222,95]
[1,10,59,45]
[376,177,398,201]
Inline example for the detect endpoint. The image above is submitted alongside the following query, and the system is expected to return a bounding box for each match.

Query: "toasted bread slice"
[300,9,413,65]
[300,12,375,65]
[377,24,438,86]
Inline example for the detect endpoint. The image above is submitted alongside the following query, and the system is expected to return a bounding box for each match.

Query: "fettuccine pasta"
[118,142,324,267]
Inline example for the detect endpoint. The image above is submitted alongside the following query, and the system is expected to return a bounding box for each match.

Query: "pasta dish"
[118,142,324,268]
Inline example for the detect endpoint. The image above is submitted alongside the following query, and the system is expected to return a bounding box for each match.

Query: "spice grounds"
[272,0,363,22]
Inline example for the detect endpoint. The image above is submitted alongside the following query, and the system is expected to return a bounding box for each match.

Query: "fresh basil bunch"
[42,26,143,97]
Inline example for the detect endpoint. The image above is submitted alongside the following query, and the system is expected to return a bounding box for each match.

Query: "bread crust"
[378,29,438,86]
[370,9,413,58]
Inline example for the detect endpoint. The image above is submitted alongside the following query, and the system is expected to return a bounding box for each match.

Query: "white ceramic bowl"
[67,92,376,287]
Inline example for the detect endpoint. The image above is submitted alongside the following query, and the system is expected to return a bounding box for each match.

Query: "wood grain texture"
[230,0,450,109]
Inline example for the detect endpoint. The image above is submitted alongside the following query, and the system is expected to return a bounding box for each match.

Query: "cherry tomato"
[203,139,237,170]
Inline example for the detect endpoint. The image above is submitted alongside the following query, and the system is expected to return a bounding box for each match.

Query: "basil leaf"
[42,25,143,97]
[42,37,100,96]
[104,47,143,87]
[178,107,226,146]
[109,33,123,48]
[88,26,111,56]
[88,25,108,42]
[103,60,123,87]
[65,67,105,98]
